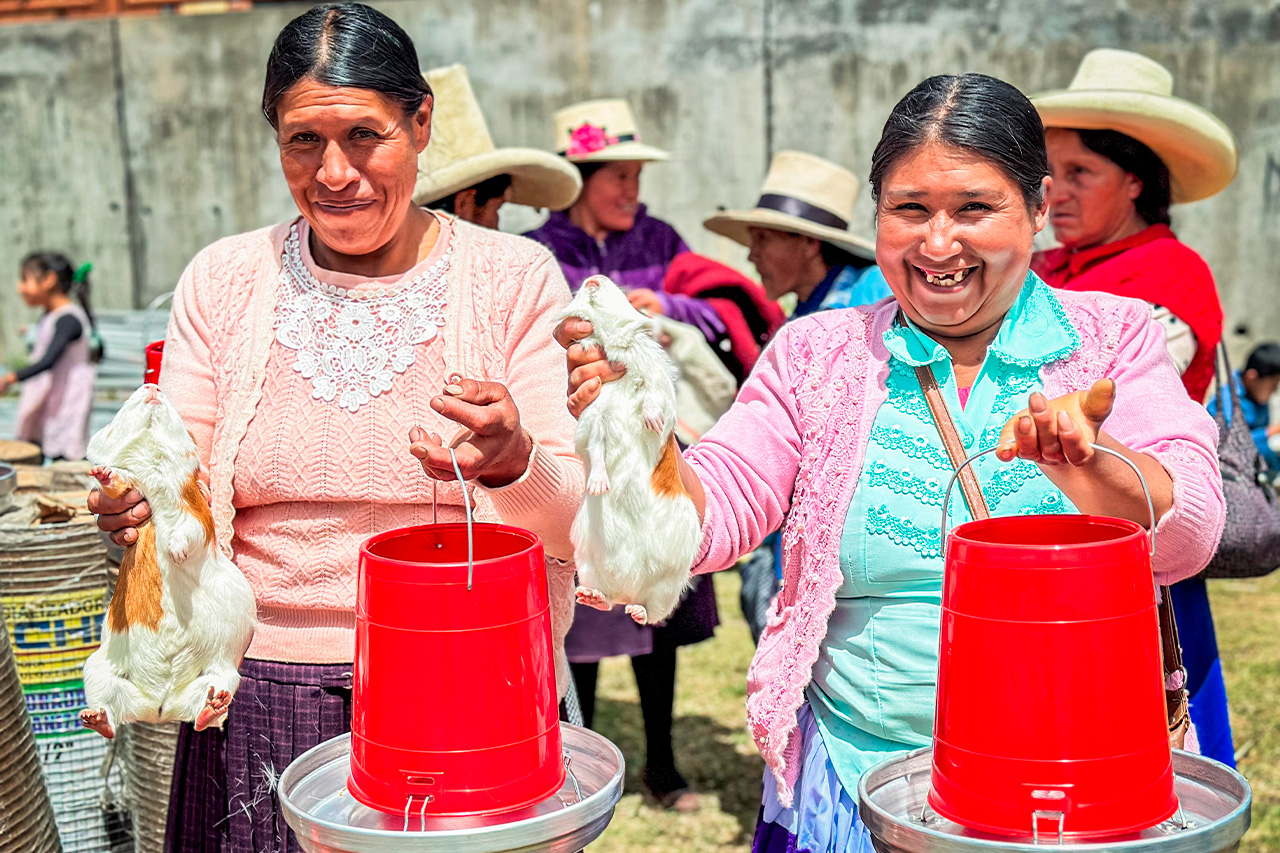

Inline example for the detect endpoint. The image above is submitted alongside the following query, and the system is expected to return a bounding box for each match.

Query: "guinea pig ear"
[584,277,601,292]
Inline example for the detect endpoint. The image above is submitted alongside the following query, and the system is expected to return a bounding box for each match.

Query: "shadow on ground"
[593,696,764,844]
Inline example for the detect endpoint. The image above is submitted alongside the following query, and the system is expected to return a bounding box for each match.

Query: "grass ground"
[586,570,1279,852]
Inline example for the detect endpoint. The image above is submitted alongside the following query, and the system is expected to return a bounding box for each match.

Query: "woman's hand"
[0,373,16,394]
[996,379,1115,466]
[410,376,533,488]
[626,288,664,316]
[87,488,152,548]
[553,318,627,418]
[996,378,1172,527]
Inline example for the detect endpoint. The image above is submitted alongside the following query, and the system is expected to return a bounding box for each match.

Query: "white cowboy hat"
[1032,49,1238,203]
[702,150,876,261]
[552,99,671,163]
[413,65,582,210]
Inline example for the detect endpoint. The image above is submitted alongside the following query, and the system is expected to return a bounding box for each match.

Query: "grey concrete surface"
[0,0,1277,363]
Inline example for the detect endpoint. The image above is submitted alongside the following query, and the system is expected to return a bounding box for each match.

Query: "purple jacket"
[684,291,1225,807]
[525,206,723,338]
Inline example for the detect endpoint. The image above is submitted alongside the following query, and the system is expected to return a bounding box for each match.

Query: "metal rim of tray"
[279,724,624,853]
[858,747,1251,853]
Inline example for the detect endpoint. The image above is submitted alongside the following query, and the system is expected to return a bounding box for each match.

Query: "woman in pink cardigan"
[88,6,582,852]
[561,74,1224,852]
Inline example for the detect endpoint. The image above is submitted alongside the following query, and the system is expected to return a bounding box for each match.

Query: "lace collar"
[273,222,452,412]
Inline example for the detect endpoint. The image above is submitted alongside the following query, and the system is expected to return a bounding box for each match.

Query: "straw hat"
[552,99,671,163]
[703,150,876,261]
[413,65,581,210]
[1032,49,1238,203]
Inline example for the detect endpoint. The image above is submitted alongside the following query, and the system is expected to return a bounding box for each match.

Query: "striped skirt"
[164,659,353,853]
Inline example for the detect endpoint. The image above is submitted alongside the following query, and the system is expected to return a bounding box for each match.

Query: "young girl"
[3,252,100,461]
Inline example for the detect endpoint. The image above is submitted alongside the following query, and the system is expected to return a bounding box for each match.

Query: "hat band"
[559,123,639,157]
[756,193,848,230]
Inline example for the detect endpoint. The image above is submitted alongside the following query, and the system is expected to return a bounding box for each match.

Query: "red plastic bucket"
[928,510,1175,839]
[144,340,164,385]
[350,522,564,816]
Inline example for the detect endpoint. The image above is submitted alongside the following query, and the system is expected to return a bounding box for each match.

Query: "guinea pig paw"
[586,471,610,495]
[642,410,666,434]
[168,544,190,564]
[194,688,232,732]
[625,604,650,625]
[79,708,115,739]
[575,587,613,611]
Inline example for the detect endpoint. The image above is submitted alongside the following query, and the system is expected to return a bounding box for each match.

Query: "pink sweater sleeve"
[480,251,585,562]
[158,247,218,476]
[685,325,804,575]
[1103,309,1225,584]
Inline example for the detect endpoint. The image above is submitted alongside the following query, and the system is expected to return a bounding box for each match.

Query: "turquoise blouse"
[807,274,1081,792]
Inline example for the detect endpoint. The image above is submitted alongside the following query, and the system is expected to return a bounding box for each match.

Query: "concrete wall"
[0,0,1277,360]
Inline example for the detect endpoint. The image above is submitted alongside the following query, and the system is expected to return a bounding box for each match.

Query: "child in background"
[1208,342,1280,470]
[2,253,100,461]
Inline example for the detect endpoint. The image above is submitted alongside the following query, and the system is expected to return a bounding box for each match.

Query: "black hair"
[1245,343,1280,377]
[1074,129,1173,226]
[425,174,513,214]
[21,251,102,362]
[819,241,873,270]
[870,74,1049,210]
[574,162,609,185]
[262,3,432,128]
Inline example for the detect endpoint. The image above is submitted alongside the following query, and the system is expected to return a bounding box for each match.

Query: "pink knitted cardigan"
[685,290,1225,807]
[159,214,584,686]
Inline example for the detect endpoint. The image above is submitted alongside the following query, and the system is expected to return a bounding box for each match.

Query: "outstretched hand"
[996,379,1116,467]
[409,376,533,488]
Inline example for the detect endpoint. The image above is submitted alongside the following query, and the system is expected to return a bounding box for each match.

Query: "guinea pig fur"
[559,275,702,625]
[80,384,255,739]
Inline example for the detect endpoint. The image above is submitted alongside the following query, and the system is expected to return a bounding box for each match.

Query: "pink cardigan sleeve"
[1101,308,1225,584]
[158,248,218,477]
[480,251,585,562]
[685,324,805,575]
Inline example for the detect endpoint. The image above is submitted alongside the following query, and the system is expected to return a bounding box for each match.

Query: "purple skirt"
[564,572,719,663]
[164,659,353,853]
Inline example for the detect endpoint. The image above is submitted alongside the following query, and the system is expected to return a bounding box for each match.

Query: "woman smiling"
[558,73,1225,852]
[89,5,583,851]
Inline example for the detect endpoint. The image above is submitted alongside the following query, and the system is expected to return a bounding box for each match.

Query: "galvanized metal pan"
[279,723,625,853]
[859,747,1251,853]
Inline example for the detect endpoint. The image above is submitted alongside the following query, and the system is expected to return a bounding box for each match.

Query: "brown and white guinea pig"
[80,384,255,739]
[558,275,702,625]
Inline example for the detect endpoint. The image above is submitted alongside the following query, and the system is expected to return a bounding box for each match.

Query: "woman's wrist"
[477,429,535,488]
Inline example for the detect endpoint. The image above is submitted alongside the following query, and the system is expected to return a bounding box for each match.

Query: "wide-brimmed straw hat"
[413,65,581,210]
[702,150,876,261]
[1032,49,1238,203]
[552,99,671,163]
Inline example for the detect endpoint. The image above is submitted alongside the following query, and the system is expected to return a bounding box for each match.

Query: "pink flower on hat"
[566,123,617,157]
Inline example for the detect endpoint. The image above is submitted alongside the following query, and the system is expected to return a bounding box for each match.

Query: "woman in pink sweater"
[88,6,583,852]
[561,75,1224,852]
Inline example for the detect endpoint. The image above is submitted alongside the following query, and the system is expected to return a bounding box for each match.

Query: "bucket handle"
[430,446,476,591]
[939,444,1156,558]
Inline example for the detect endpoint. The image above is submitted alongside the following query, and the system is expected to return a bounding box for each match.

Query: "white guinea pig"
[559,275,702,625]
[80,384,255,739]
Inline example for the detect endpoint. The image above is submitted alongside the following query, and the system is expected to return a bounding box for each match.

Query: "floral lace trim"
[870,425,951,471]
[1019,491,1067,515]
[985,459,1044,510]
[885,360,934,422]
[866,460,945,506]
[865,504,943,559]
[274,224,451,412]
[989,276,1082,368]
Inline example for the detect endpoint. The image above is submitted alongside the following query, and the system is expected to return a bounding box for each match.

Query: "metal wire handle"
[428,445,475,591]
[939,443,1157,558]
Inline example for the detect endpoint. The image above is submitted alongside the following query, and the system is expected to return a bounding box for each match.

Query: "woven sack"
[1204,343,1280,578]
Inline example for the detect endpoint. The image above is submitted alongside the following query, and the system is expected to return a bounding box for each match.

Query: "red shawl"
[663,253,785,382]
[1033,225,1223,402]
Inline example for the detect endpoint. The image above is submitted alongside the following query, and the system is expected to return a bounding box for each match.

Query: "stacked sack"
[0,510,130,852]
